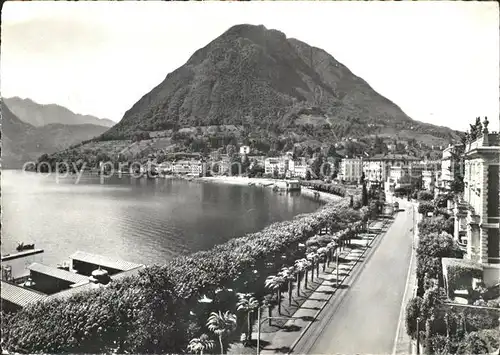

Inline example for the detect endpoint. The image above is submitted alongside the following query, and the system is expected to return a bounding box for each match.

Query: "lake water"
[1,170,322,276]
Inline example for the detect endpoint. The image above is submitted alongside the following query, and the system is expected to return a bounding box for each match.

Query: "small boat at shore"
[16,242,35,252]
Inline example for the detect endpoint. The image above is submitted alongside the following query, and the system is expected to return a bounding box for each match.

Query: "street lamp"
[416,317,421,355]
[336,246,340,288]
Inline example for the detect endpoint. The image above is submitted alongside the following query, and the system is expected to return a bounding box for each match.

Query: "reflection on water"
[1,171,322,276]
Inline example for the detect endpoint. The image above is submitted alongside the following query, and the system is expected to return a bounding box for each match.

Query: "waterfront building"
[27,263,89,294]
[158,162,173,173]
[287,159,309,179]
[264,157,290,177]
[1,252,145,312]
[275,180,301,191]
[69,251,144,276]
[339,158,363,183]
[172,160,205,176]
[363,154,420,187]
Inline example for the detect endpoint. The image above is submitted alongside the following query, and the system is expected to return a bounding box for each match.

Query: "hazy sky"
[2,1,499,132]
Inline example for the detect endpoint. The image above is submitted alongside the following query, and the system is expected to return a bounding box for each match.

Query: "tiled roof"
[28,263,89,284]
[1,281,47,307]
[69,251,144,271]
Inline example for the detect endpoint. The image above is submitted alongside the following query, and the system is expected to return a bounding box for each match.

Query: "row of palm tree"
[262,222,365,320]
[187,220,365,355]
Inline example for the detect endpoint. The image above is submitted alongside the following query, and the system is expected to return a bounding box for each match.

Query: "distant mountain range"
[101,24,461,145]
[1,102,109,168]
[3,96,115,128]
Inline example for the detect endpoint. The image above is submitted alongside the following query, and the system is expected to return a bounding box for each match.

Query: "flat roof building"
[69,251,144,276]
[1,280,47,313]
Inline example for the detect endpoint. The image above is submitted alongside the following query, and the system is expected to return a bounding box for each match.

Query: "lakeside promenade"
[226,200,418,355]
[227,217,395,355]
[200,176,343,203]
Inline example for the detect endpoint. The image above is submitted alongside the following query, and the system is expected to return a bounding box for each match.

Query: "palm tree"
[187,334,215,355]
[236,293,259,342]
[307,252,319,280]
[262,294,276,326]
[294,259,306,296]
[317,247,328,272]
[207,311,237,355]
[279,266,295,306]
[265,274,286,315]
[300,258,312,289]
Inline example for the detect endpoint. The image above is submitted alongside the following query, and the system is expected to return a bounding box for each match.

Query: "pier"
[1,249,44,262]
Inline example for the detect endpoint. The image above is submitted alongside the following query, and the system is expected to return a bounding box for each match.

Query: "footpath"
[393,199,421,355]
[228,217,393,355]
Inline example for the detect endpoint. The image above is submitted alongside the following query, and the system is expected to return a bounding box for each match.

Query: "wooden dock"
[1,249,44,262]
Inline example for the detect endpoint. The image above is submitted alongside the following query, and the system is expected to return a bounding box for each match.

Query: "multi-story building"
[264,157,290,177]
[339,158,363,182]
[363,154,420,186]
[422,170,437,192]
[440,144,464,191]
[287,159,309,179]
[462,127,499,265]
[172,160,205,176]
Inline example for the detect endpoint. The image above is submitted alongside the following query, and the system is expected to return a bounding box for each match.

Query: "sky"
[1,1,499,132]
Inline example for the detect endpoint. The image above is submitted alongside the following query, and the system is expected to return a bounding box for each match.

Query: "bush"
[418,202,434,215]
[417,191,434,201]
[300,181,346,197]
[418,216,453,236]
[405,296,423,338]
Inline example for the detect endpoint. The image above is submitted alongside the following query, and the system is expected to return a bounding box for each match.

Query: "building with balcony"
[461,123,500,267]
[363,154,420,187]
[439,144,464,192]
[339,158,363,182]
[172,160,205,176]
[264,157,289,177]
[287,159,309,179]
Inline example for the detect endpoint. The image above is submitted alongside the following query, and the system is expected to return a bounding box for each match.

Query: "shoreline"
[199,176,342,203]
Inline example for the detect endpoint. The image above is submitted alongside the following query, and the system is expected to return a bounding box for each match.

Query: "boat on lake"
[16,242,35,252]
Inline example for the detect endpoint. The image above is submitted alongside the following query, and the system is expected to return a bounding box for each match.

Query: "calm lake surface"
[1,170,322,275]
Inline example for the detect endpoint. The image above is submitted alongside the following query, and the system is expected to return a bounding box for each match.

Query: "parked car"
[393,201,400,211]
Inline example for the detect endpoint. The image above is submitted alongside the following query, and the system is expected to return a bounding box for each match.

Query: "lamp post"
[416,317,421,355]
[336,246,340,288]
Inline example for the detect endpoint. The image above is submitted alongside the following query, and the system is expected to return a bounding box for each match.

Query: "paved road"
[292,201,415,354]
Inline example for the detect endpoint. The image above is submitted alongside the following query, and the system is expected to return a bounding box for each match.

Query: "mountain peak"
[100,25,459,145]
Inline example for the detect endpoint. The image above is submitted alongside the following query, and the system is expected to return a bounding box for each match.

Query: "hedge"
[418,202,434,215]
[2,198,368,354]
[299,181,346,197]
[417,191,434,201]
